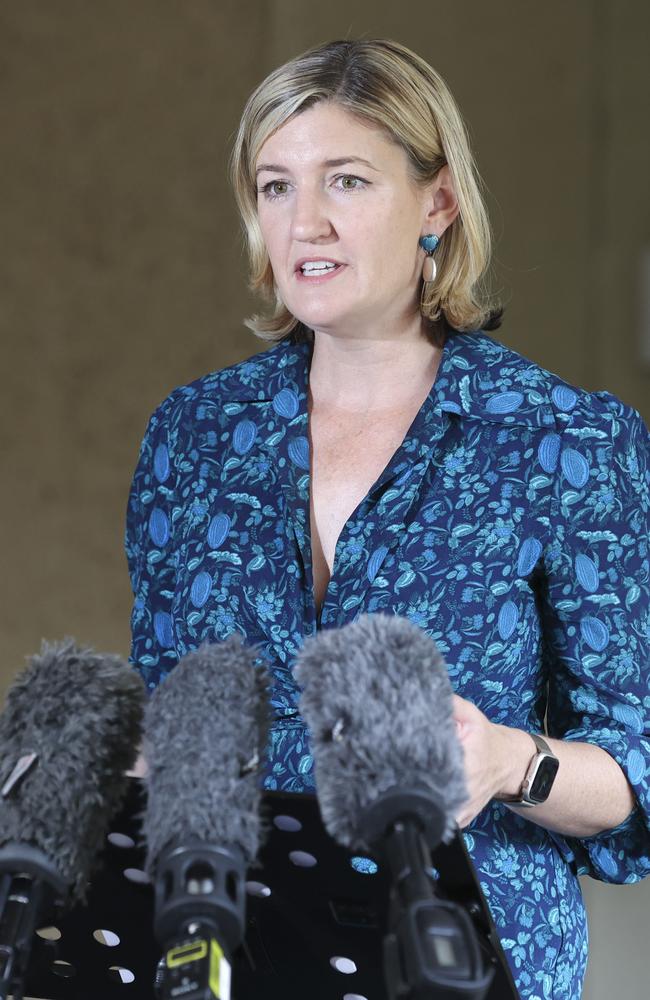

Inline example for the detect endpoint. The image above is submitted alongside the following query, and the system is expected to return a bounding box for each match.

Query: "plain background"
[1,3,648,996]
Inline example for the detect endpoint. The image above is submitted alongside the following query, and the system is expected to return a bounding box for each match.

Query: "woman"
[126,39,650,999]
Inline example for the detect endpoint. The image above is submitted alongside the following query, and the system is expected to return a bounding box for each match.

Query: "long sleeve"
[542,392,650,882]
[125,394,181,689]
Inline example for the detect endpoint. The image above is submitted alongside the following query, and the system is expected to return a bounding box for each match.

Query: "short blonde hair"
[230,38,502,343]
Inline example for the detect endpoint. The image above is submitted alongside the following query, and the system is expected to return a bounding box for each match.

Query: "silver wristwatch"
[500,733,560,807]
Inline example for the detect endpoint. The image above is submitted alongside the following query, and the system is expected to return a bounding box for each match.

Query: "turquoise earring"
[418,233,440,283]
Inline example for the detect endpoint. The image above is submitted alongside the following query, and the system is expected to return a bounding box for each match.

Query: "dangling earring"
[419,233,440,283]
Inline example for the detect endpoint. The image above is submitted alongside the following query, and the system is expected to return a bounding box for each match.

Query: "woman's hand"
[452,693,532,828]
[451,694,638,836]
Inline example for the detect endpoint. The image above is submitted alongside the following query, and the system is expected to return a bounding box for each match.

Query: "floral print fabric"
[126,329,650,999]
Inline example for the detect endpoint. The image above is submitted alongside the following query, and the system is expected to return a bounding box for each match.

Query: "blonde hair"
[230,38,502,344]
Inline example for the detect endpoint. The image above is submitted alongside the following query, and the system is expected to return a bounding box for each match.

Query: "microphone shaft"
[384,820,438,907]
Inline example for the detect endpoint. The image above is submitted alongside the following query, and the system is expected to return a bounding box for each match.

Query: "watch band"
[498,733,560,808]
[530,733,552,755]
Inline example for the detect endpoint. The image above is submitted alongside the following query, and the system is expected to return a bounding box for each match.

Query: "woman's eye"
[336,175,365,191]
[259,180,290,200]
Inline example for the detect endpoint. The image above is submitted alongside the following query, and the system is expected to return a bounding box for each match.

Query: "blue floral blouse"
[126,328,650,1000]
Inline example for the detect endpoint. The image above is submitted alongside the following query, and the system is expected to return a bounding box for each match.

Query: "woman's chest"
[168,413,551,721]
[308,414,413,574]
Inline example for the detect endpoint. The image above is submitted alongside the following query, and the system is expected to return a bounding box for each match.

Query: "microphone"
[293,612,467,849]
[0,638,145,999]
[294,613,496,1000]
[142,636,271,1000]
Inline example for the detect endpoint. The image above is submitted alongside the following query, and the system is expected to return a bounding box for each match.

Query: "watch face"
[529,755,560,802]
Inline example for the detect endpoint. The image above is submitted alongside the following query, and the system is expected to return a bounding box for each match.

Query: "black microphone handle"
[153,839,246,954]
[366,813,495,1000]
[152,839,247,1000]
[0,845,67,1000]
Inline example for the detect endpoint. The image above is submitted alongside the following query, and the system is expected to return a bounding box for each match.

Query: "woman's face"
[255,101,446,338]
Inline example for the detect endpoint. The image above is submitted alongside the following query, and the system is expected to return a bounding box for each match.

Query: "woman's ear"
[422,164,460,236]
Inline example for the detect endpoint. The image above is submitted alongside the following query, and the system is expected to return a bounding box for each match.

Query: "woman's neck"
[307,325,444,417]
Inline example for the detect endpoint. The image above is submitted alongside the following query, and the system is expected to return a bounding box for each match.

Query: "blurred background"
[1,2,648,995]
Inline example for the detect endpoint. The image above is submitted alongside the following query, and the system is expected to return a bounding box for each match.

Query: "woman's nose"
[289,189,333,242]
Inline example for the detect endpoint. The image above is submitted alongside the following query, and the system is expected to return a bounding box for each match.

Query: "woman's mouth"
[295,260,345,283]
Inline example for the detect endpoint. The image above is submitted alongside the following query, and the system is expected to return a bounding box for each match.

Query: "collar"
[215,329,558,431]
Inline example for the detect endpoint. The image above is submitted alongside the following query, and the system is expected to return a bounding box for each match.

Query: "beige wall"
[1,3,648,997]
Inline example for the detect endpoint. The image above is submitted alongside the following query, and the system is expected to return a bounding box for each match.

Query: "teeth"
[301,261,337,273]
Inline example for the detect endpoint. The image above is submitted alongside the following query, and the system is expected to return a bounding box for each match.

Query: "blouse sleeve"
[125,394,181,690]
[542,392,650,883]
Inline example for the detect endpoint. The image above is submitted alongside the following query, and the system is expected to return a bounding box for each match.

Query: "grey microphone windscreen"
[142,636,270,872]
[294,613,467,847]
[0,639,145,903]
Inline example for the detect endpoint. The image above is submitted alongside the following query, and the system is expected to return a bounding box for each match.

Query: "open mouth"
[296,261,344,280]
